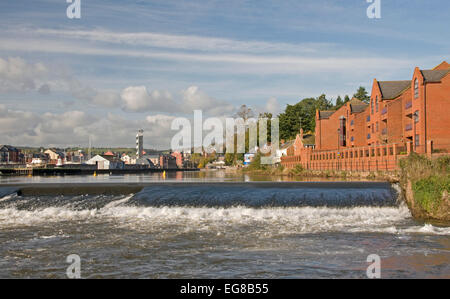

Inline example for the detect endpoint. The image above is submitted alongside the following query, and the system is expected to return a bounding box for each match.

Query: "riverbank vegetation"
[399,154,450,220]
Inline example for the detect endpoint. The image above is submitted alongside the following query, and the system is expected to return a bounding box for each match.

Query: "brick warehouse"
[281,61,450,171]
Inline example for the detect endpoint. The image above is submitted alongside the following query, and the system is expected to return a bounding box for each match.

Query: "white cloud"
[0,38,416,75]
[265,97,280,115]
[120,85,235,116]
[0,105,176,149]
[30,28,332,54]
[120,86,175,112]
[0,57,50,92]
[180,86,235,115]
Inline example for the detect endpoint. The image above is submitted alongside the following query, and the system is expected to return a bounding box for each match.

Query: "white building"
[86,155,124,170]
[274,140,294,164]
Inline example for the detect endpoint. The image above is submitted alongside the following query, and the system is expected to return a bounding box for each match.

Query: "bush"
[413,175,450,213]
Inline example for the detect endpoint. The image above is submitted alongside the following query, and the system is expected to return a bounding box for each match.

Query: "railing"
[405,124,413,131]
[281,142,408,172]
[405,101,412,109]
[381,107,387,115]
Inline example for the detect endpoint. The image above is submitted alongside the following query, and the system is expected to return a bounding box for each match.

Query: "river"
[0,171,449,278]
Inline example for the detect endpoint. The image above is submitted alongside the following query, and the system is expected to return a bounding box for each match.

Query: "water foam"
[1,198,446,235]
[1,189,448,235]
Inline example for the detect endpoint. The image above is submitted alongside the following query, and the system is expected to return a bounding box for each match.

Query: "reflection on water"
[0,169,376,185]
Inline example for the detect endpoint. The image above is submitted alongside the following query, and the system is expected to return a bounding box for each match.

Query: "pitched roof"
[377,80,411,100]
[420,69,450,83]
[280,140,294,150]
[0,145,19,152]
[318,110,335,119]
[432,61,450,70]
[348,98,368,113]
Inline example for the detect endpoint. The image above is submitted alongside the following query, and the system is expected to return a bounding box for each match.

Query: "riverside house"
[281,61,450,171]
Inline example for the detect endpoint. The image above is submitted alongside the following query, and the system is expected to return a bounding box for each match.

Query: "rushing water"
[0,172,449,279]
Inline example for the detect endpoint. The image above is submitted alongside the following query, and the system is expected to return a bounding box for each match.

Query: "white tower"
[136,129,144,158]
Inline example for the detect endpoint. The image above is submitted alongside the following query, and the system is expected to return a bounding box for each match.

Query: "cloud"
[120,85,235,116]
[0,38,416,75]
[0,57,49,92]
[180,86,235,115]
[120,86,175,112]
[264,97,280,115]
[30,28,332,54]
[0,105,177,149]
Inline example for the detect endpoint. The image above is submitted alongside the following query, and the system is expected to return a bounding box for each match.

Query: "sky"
[0,0,449,149]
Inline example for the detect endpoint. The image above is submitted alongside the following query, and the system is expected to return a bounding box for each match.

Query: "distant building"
[243,153,255,166]
[0,145,20,164]
[121,154,132,164]
[145,154,160,167]
[171,151,184,168]
[160,154,177,169]
[135,157,156,168]
[86,155,124,170]
[274,140,294,165]
[44,149,65,164]
[66,150,86,164]
[136,129,144,159]
[30,153,49,166]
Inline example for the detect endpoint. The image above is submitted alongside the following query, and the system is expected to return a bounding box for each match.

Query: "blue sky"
[0,0,449,148]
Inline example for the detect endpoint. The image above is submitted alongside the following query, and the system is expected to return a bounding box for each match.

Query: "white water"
[1,194,449,235]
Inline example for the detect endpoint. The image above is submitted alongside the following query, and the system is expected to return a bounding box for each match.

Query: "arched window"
[414,79,419,99]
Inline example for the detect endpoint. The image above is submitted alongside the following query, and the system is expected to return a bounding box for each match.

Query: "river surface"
[0,171,449,278]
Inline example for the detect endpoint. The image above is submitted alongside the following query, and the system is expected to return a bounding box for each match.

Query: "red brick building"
[282,61,450,171]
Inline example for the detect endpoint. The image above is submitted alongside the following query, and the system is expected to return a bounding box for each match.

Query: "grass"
[413,175,450,214]
[399,153,450,214]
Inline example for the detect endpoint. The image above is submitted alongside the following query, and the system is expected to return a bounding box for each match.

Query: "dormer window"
[414,79,419,99]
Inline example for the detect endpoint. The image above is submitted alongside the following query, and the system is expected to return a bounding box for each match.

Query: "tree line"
[278,86,370,141]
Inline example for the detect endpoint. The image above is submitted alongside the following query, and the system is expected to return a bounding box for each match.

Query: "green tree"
[335,96,344,109]
[279,95,331,140]
[353,87,370,103]
[344,95,350,103]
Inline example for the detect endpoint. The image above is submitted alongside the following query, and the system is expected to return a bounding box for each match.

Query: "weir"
[1,182,398,208]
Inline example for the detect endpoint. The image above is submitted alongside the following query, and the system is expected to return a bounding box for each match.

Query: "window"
[414,110,419,123]
[414,79,419,99]
[376,122,379,132]
[415,134,420,146]
[371,99,374,114]
[372,124,374,133]
[376,96,378,113]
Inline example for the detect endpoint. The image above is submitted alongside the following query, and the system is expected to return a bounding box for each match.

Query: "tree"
[236,104,254,121]
[258,112,273,142]
[353,87,370,104]
[335,96,344,109]
[344,95,350,103]
[279,95,331,140]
